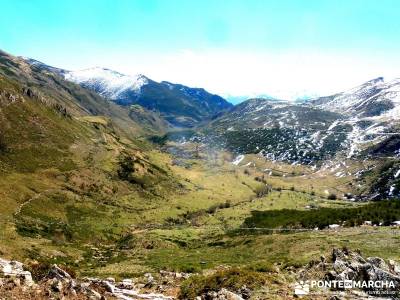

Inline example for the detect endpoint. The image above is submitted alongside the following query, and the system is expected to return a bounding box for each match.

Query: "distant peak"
[367,77,384,84]
[64,67,149,100]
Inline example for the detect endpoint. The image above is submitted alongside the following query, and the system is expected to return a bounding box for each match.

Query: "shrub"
[25,261,52,281]
[179,268,265,299]
[206,205,218,214]
[327,193,337,200]
[254,185,271,198]
[0,132,6,153]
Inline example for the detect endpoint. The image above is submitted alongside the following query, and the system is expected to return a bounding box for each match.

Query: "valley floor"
[1,140,400,298]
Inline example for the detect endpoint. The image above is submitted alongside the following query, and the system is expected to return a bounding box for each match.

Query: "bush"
[327,193,337,200]
[254,185,271,198]
[25,261,52,281]
[254,176,267,184]
[179,268,265,299]
[206,205,218,214]
[0,132,7,153]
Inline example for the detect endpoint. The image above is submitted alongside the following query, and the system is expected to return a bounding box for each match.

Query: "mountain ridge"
[310,76,400,118]
[21,57,233,127]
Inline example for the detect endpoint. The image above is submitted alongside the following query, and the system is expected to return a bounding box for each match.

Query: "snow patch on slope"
[64,67,148,100]
[232,155,245,165]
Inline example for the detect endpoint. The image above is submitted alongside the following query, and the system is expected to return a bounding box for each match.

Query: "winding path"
[13,189,53,217]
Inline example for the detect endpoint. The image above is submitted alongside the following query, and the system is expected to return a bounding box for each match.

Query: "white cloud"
[66,48,400,101]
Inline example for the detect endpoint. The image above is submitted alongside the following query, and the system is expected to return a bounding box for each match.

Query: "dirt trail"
[13,189,53,217]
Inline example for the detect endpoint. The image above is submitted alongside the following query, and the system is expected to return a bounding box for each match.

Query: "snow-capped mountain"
[307,77,400,158]
[62,67,232,127]
[186,77,400,166]
[207,98,343,132]
[311,77,400,119]
[193,98,347,164]
[22,59,232,127]
[64,67,148,100]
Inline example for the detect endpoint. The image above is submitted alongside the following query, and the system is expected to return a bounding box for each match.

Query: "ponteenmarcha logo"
[294,279,396,297]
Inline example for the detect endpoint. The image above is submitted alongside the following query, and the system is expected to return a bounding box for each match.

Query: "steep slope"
[64,67,148,101]
[311,77,400,118]
[193,77,400,163]
[172,98,348,164]
[64,67,233,127]
[8,55,170,135]
[0,50,182,259]
[308,78,400,158]
[207,98,344,132]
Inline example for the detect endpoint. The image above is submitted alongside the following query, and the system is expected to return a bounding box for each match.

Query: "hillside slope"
[311,77,400,118]
[172,98,350,164]
[2,52,171,136]
[0,49,182,263]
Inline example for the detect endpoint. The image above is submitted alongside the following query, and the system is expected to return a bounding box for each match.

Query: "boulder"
[0,258,34,287]
[321,248,400,295]
[105,277,115,283]
[46,264,72,281]
[117,278,133,289]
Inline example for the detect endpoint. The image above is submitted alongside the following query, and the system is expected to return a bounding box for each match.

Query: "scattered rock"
[203,288,244,300]
[46,264,72,280]
[88,288,102,299]
[106,277,115,284]
[118,278,134,289]
[0,258,34,287]
[51,278,63,292]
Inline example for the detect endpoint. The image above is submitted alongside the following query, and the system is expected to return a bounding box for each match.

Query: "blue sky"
[1,0,400,100]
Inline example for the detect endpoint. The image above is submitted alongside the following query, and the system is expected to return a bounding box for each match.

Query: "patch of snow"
[232,155,245,165]
[64,67,148,100]
[328,224,340,229]
[389,185,396,196]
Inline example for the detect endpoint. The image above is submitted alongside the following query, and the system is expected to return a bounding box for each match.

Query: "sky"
[1,0,400,102]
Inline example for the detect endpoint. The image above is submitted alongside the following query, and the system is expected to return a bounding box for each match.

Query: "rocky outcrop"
[327,248,400,288]
[0,258,34,287]
[0,258,176,299]
[85,276,174,300]
[299,248,400,298]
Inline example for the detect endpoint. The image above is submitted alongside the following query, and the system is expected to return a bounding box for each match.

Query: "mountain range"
[165,77,400,161]
[13,51,400,168]
[158,77,400,200]
[25,58,233,127]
